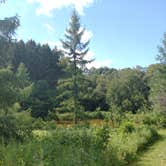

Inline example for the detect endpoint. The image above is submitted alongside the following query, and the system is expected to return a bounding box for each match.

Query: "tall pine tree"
[61,10,91,124]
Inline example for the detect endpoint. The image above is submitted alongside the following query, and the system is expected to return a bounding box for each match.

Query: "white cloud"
[27,0,94,16]
[85,51,112,69]
[44,23,55,33]
[81,29,93,42]
[85,50,95,61]
[54,41,62,49]
[88,59,112,69]
[27,0,35,2]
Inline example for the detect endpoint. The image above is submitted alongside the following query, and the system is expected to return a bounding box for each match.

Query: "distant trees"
[157,33,166,64]
[0,2,21,115]
[16,63,33,107]
[1,2,166,120]
[12,40,63,118]
[148,33,166,112]
[106,68,150,113]
[0,0,20,67]
[0,69,18,115]
[0,64,32,115]
[0,38,13,68]
[13,40,62,85]
[0,13,19,68]
[79,68,111,112]
[61,10,91,124]
[1,0,63,118]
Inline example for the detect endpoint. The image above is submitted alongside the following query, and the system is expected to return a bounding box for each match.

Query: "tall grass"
[0,124,158,166]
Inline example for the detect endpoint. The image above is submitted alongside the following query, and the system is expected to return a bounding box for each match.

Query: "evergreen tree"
[61,10,91,124]
[0,0,21,115]
[0,68,18,115]
[0,15,19,41]
[16,63,33,107]
[0,15,19,68]
[0,1,20,68]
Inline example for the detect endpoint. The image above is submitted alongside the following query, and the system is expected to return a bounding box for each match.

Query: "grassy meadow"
[0,111,164,166]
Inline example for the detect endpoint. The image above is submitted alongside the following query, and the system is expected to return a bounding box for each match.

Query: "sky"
[0,0,166,69]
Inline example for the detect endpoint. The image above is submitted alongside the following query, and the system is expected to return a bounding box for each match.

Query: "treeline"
[0,39,166,118]
[0,6,166,120]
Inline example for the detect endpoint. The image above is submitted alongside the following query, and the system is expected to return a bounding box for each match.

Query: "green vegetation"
[132,130,166,166]
[0,123,159,166]
[0,1,166,165]
[61,10,92,124]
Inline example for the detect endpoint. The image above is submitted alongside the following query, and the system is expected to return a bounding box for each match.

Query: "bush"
[143,116,156,125]
[47,111,59,121]
[120,121,135,134]
[57,113,74,121]
[136,125,158,147]
[46,121,56,130]
[32,118,56,130]
[159,116,166,128]
[0,124,159,166]
[95,124,110,149]
[108,125,158,164]
[0,116,18,142]
[32,118,46,130]
[141,112,166,128]
[84,111,107,120]
[0,116,32,143]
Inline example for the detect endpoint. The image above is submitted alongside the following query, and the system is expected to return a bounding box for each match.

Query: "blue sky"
[0,0,166,69]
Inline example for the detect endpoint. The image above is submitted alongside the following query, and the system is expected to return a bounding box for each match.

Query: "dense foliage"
[0,123,159,166]
[0,20,166,119]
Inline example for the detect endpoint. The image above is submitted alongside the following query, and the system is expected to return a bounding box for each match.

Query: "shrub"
[57,113,74,121]
[108,125,158,164]
[32,118,46,130]
[0,116,18,143]
[32,118,56,130]
[95,125,110,149]
[47,111,59,121]
[136,125,158,147]
[141,112,166,128]
[142,115,156,125]
[46,121,56,130]
[120,121,135,134]
[84,111,107,120]
[0,122,159,165]
[0,116,32,143]
[159,116,166,128]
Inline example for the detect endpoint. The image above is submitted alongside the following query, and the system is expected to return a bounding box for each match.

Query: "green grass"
[131,129,166,166]
[0,112,161,166]
[0,125,158,166]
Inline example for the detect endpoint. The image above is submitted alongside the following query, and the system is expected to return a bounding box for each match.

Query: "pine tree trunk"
[73,54,78,124]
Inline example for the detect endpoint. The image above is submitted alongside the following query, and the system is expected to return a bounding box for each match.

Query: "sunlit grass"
[132,129,166,166]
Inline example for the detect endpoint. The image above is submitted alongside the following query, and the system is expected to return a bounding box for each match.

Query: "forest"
[0,0,166,165]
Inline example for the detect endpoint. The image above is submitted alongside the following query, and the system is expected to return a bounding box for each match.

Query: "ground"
[132,130,166,166]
